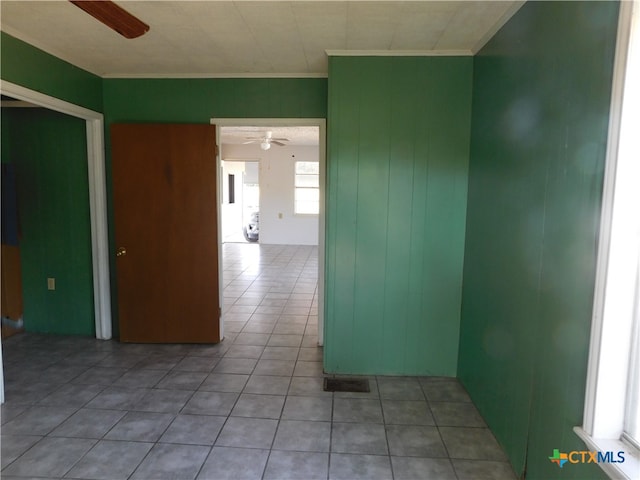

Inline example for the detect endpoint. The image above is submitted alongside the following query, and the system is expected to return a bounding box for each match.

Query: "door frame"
[211,118,326,345]
[0,80,112,342]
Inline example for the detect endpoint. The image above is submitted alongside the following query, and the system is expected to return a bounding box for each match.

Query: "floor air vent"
[323,377,370,393]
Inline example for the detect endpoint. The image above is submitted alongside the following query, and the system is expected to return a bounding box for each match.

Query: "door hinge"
[215,145,219,157]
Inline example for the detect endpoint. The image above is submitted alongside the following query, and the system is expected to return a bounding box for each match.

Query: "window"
[624,268,640,450]
[294,161,319,214]
[575,2,640,479]
[228,174,235,204]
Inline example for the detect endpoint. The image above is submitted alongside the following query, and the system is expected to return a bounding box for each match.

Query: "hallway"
[1,244,515,479]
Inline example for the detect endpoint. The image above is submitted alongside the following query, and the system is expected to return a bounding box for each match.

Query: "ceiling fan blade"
[271,141,287,147]
[70,1,150,39]
[242,140,258,144]
[271,138,290,142]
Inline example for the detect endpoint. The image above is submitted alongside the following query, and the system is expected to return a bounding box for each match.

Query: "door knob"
[116,247,127,257]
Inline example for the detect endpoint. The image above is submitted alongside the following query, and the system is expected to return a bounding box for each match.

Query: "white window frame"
[624,268,640,450]
[294,160,320,215]
[574,2,640,479]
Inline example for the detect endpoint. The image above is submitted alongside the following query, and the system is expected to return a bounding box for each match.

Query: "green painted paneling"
[459,1,618,478]
[3,108,94,336]
[103,78,327,123]
[0,32,103,112]
[325,56,472,376]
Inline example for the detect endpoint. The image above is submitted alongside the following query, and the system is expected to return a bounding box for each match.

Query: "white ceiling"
[221,126,319,146]
[0,0,524,78]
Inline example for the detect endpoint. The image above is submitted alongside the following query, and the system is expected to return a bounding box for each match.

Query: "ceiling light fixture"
[241,130,289,149]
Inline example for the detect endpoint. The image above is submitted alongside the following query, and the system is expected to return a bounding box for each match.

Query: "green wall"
[1,32,103,112]
[458,1,618,478]
[325,56,472,376]
[103,77,327,123]
[2,108,95,336]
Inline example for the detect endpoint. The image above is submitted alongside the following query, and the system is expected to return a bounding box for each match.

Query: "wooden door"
[111,124,220,343]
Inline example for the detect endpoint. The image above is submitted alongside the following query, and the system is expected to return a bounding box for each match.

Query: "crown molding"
[102,72,328,79]
[325,49,472,57]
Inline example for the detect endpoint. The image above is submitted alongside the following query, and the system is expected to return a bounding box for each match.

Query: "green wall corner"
[459,1,618,478]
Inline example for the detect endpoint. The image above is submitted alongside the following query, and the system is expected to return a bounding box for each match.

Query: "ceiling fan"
[243,131,290,150]
[69,0,149,39]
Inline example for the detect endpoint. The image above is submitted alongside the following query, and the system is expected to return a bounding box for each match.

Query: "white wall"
[222,143,319,245]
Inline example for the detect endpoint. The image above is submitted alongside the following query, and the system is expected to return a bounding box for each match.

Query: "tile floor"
[1,243,517,479]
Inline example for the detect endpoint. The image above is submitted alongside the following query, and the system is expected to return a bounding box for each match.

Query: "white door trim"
[0,80,112,342]
[211,118,326,346]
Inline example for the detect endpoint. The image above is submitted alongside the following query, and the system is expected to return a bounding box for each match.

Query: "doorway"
[1,101,94,338]
[213,119,326,345]
[221,160,260,243]
[0,81,110,404]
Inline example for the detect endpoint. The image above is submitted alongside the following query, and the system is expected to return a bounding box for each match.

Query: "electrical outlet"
[47,278,56,290]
